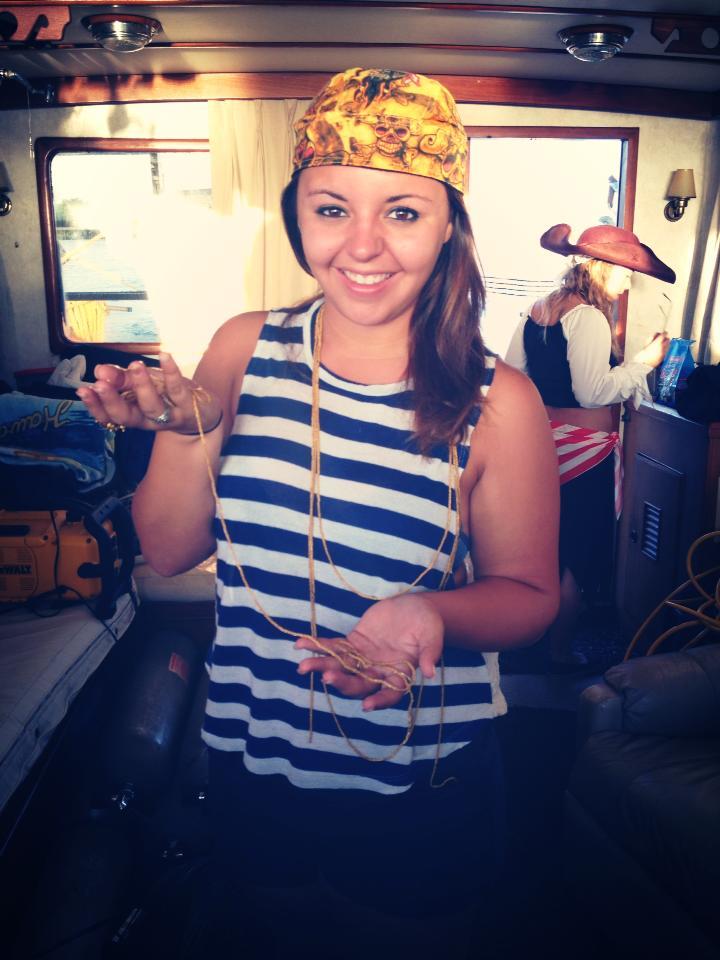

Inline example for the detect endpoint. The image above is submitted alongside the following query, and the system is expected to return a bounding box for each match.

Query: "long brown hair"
[539,259,621,358]
[281,176,487,453]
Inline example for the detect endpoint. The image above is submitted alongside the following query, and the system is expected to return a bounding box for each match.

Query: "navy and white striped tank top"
[202,300,507,794]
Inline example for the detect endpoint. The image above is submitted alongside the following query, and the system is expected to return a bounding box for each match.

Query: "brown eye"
[388,207,418,222]
[317,205,346,217]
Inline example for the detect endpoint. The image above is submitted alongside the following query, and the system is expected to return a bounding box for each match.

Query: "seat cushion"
[626,770,720,940]
[0,592,137,813]
[569,730,720,940]
[603,645,720,737]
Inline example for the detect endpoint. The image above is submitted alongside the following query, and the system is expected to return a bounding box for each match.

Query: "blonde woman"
[506,223,675,667]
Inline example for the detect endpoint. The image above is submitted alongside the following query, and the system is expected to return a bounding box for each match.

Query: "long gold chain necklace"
[193,304,461,771]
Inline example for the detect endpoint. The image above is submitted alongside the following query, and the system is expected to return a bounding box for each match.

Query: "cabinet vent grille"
[641,501,662,560]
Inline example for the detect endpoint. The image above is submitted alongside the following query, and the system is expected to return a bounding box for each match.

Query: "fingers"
[296,638,386,693]
[76,353,221,435]
[297,653,377,690]
[77,361,168,431]
[92,363,131,390]
[418,650,437,680]
[295,636,327,653]
[295,631,426,710]
[325,673,380,698]
[76,382,138,428]
[76,385,109,423]
[78,365,132,424]
[126,361,176,426]
[297,654,333,675]
[157,352,190,407]
[362,687,405,712]
[90,379,145,428]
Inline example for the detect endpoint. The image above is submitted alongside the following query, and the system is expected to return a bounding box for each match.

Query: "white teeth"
[343,270,391,285]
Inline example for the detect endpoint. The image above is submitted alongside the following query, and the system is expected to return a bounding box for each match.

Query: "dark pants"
[184,727,506,958]
[559,452,615,598]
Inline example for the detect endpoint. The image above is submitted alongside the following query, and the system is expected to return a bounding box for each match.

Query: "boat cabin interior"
[0,2,719,958]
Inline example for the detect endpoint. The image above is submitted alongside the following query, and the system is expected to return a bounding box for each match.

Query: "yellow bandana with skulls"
[292,68,468,194]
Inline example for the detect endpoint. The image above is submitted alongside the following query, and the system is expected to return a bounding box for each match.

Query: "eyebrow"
[306,188,432,204]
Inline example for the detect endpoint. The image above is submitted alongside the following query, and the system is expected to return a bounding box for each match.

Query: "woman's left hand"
[296,593,444,711]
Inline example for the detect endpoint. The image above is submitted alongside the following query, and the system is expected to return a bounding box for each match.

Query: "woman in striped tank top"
[79,69,560,958]
[506,223,675,668]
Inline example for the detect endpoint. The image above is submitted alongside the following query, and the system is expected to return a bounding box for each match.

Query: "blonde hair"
[537,259,621,359]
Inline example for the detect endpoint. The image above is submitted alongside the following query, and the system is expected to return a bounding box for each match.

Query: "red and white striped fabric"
[550,420,623,518]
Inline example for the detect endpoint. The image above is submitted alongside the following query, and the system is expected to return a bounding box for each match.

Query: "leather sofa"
[563,644,720,959]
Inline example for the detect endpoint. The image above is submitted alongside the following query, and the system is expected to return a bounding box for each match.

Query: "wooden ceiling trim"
[15,1,719,27]
[46,71,715,120]
[0,4,69,41]
[2,39,717,67]
[652,17,720,56]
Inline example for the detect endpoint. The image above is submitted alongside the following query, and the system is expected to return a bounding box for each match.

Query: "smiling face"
[605,263,634,300]
[295,165,453,334]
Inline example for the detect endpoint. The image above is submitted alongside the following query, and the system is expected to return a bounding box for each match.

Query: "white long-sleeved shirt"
[504,304,652,409]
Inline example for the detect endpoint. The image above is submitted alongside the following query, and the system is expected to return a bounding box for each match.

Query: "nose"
[345,214,384,262]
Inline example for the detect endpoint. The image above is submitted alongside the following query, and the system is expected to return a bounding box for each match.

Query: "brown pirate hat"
[540,223,676,283]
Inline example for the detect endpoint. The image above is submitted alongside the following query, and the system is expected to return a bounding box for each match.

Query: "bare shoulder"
[484,358,545,421]
[469,358,549,466]
[193,311,267,418]
[528,298,544,321]
[208,310,267,354]
[198,311,267,375]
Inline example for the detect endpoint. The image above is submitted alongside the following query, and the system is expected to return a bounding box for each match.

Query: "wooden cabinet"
[615,401,720,641]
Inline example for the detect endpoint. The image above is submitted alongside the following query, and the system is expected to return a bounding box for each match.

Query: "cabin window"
[466,128,637,357]
[37,139,210,354]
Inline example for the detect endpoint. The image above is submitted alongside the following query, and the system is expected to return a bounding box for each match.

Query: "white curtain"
[208,99,318,313]
[682,119,720,365]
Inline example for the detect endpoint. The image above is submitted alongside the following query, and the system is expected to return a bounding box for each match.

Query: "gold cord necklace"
[192,304,461,773]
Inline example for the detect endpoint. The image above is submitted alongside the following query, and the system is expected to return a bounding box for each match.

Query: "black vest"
[523,315,616,408]
[523,318,579,407]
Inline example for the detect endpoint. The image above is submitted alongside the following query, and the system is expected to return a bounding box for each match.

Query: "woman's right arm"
[134,312,266,574]
[78,311,266,576]
[564,306,668,408]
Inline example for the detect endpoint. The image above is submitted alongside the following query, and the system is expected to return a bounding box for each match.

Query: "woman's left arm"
[423,359,560,651]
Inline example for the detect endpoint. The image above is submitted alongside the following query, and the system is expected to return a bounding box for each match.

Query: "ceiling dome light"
[82,14,161,53]
[557,24,633,63]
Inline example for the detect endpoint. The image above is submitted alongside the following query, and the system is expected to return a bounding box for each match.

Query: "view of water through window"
[51,150,212,344]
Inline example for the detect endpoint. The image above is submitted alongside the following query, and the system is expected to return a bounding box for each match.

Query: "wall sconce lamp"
[664,169,696,222]
[0,161,12,217]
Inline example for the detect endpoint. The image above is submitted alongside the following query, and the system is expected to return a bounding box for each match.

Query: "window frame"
[465,125,639,353]
[36,137,210,356]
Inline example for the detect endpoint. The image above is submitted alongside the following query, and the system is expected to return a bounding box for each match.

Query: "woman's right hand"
[634,332,671,369]
[76,352,223,435]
